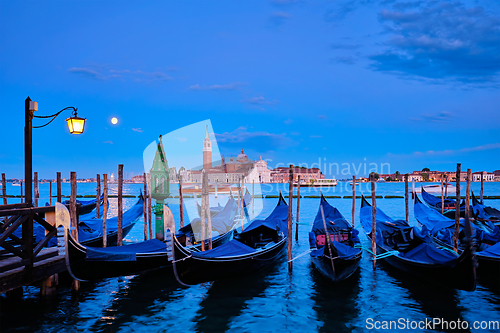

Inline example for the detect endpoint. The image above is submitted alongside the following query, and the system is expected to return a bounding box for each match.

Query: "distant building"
[131,175,145,183]
[245,156,272,183]
[271,166,324,183]
[183,126,271,183]
[472,171,495,182]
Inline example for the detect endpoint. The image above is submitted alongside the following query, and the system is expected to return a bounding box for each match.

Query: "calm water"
[1,182,499,332]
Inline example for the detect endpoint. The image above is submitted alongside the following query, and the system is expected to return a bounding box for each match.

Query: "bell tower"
[203,125,212,169]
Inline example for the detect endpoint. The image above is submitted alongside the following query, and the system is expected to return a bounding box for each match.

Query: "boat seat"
[316,233,349,246]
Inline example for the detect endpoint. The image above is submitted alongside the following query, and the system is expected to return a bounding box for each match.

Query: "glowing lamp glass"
[66,116,86,134]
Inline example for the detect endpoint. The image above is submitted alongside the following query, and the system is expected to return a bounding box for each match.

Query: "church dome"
[236,149,249,162]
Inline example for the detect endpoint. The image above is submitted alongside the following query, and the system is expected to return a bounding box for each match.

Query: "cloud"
[318,115,327,119]
[244,96,278,105]
[310,135,323,138]
[333,55,357,65]
[68,67,105,80]
[410,111,455,122]
[388,142,500,157]
[68,67,172,82]
[370,1,500,84]
[132,128,144,132]
[270,11,292,26]
[324,1,359,22]
[175,137,187,142]
[284,119,293,125]
[331,43,360,50]
[271,0,301,5]
[103,141,113,144]
[215,126,293,151]
[188,82,246,90]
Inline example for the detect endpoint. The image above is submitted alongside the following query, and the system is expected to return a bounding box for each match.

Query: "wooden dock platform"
[0,202,70,294]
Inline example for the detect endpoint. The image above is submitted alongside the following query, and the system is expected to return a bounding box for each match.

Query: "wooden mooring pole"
[103,174,108,247]
[441,173,445,214]
[49,181,52,206]
[2,173,6,205]
[371,176,377,270]
[465,169,471,220]
[288,165,293,273]
[405,173,409,223]
[179,174,184,228]
[96,174,101,218]
[117,164,123,246]
[20,180,23,203]
[453,163,461,252]
[34,172,39,207]
[445,174,448,199]
[352,176,356,228]
[480,171,484,203]
[205,172,213,250]
[143,173,148,240]
[238,176,244,232]
[148,173,153,240]
[56,172,61,203]
[252,180,255,216]
[295,175,300,241]
[70,171,80,291]
[200,170,206,252]
[412,178,415,200]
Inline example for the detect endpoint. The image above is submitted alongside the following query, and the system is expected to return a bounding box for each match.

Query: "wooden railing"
[0,203,58,271]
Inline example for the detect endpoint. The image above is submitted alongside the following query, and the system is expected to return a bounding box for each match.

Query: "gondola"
[66,196,238,281]
[62,193,105,215]
[414,194,499,282]
[472,191,500,226]
[309,195,361,282]
[360,196,476,291]
[420,187,466,219]
[171,193,289,285]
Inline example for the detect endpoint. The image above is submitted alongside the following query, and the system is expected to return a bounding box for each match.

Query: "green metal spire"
[150,134,170,200]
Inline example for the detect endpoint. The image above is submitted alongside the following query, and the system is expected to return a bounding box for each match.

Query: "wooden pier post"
[453,163,461,252]
[20,180,23,203]
[179,174,184,228]
[405,174,409,223]
[352,176,356,228]
[49,181,52,206]
[441,173,445,214]
[412,178,415,199]
[2,173,6,205]
[371,176,377,270]
[56,172,61,203]
[288,165,293,273]
[70,172,78,241]
[70,171,80,291]
[96,174,101,218]
[205,172,213,250]
[445,174,448,199]
[480,171,484,203]
[34,172,39,207]
[252,180,255,216]
[200,170,206,251]
[143,173,148,240]
[103,174,108,247]
[239,176,244,232]
[295,175,300,241]
[465,169,471,220]
[117,164,123,246]
[148,173,153,239]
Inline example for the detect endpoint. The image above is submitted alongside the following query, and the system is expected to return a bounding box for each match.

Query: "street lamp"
[24,96,86,206]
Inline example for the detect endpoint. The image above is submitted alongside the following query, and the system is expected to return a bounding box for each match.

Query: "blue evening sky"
[1,0,499,179]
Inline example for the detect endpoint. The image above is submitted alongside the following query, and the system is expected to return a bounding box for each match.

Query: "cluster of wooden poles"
[1,162,485,278]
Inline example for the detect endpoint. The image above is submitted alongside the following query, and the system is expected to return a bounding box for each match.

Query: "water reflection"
[310,262,361,333]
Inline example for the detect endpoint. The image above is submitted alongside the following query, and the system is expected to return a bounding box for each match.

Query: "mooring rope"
[287,248,312,262]
[354,244,400,260]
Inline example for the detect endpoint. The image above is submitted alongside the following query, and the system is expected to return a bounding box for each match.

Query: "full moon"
[111,117,118,125]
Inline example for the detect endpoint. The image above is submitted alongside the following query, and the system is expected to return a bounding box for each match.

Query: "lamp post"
[24,96,86,206]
